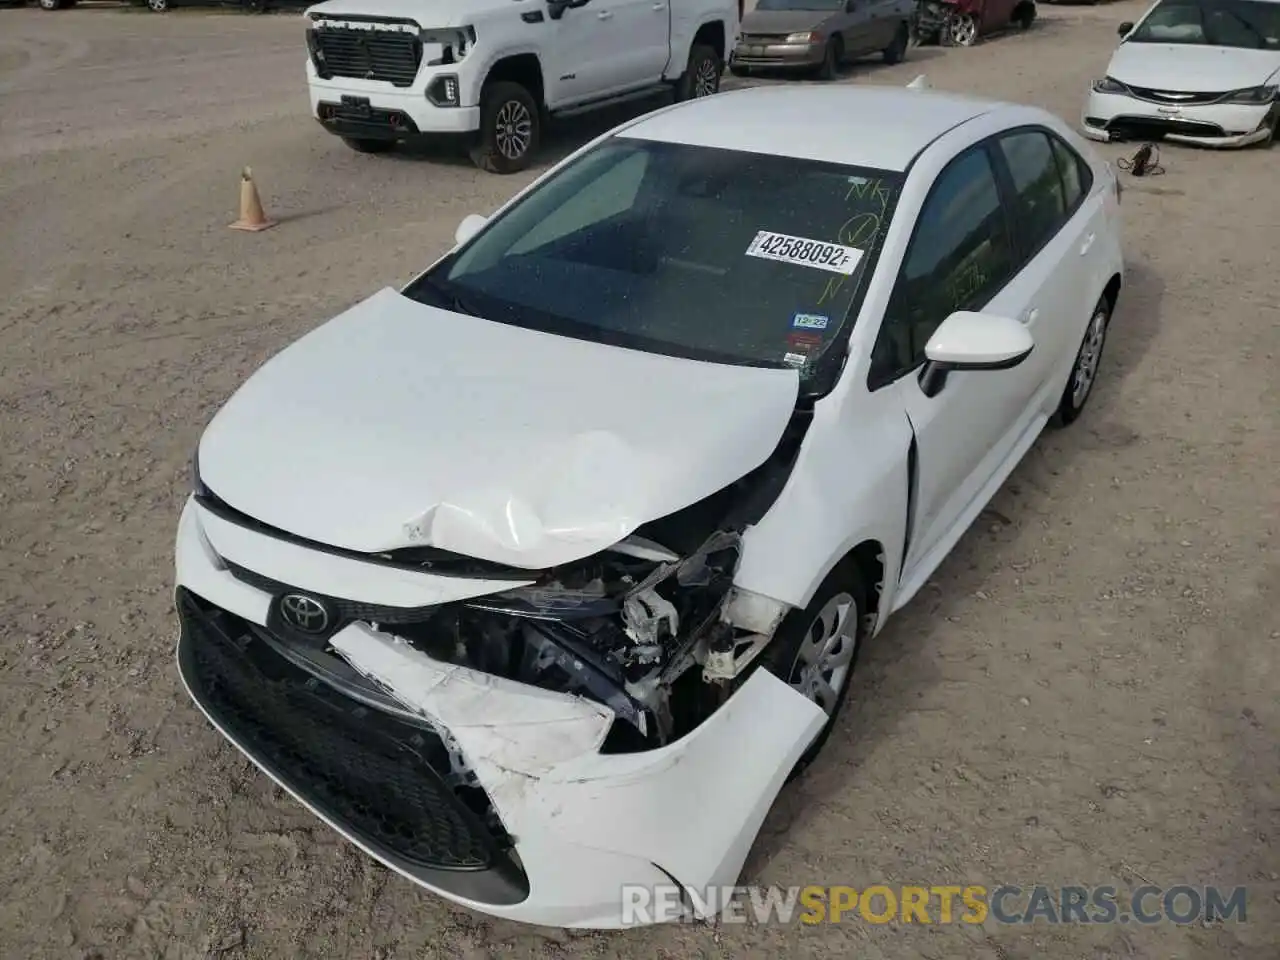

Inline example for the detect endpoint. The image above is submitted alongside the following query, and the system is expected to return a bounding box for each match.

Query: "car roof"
[617,84,1005,172]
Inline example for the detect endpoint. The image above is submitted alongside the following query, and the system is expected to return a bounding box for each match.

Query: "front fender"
[734,383,911,618]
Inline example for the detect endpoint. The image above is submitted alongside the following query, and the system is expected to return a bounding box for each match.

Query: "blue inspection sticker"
[791,312,830,331]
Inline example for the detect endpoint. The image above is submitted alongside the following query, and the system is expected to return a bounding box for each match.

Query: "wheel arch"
[474,52,545,108]
[1102,271,1122,312]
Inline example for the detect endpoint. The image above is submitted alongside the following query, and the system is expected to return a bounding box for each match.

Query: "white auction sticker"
[745,230,864,275]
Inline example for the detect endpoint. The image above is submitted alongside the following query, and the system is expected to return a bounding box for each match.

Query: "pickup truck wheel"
[817,35,843,80]
[760,558,866,780]
[470,81,539,174]
[883,22,910,63]
[341,137,395,155]
[674,44,721,101]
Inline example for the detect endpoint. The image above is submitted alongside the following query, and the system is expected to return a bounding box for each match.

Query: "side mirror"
[548,0,588,19]
[1117,21,1134,37]
[455,213,487,247]
[918,311,1034,398]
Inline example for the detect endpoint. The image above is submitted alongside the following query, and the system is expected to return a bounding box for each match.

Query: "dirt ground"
[0,4,1277,958]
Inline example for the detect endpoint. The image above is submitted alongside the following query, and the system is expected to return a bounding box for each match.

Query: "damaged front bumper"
[175,497,826,927]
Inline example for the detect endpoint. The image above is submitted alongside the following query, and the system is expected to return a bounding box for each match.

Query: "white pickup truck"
[304,0,739,173]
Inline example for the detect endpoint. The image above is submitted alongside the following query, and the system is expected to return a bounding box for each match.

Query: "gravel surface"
[0,4,1276,958]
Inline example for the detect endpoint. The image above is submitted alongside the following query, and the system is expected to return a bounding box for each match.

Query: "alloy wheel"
[693,57,720,98]
[947,12,978,45]
[493,99,533,161]
[1072,305,1109,408]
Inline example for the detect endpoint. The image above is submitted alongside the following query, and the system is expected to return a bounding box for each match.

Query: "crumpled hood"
[198,288,800,569]
[740,9,834,34]
[305,0,492,28]
[1108,41,1280,91]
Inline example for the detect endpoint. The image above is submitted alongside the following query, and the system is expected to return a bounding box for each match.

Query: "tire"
[38,0,65,10]
[1014,1,1036,29]
[817,35,843,81]
[943,12,979,46]
[759,559,866,779]
[883,22,910,63]
[147,0,169,11]
[674,44,721,101]
[1053,293,1112,426]
[341,137,395,154]
[469,81,540,175]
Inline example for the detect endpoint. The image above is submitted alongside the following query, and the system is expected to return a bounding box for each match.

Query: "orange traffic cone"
[228,166,277,232]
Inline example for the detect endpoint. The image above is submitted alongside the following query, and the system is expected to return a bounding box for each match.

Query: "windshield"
[408,138,902,396]
[755,0,844,11]
[1128,0,1280,48]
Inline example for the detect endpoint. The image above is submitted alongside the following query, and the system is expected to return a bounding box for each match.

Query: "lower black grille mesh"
[178,590,507,872]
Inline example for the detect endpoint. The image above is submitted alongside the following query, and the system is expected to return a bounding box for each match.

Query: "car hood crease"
[198,287,801,570]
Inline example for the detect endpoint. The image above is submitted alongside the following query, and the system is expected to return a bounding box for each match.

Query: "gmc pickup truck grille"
[311,26,423,88]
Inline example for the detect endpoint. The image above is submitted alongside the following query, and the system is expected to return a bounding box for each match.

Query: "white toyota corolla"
[176,81,1124,928]
[1084,0,1280,147]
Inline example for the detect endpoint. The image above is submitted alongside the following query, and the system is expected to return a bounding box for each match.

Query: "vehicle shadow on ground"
[741,259,1165,875]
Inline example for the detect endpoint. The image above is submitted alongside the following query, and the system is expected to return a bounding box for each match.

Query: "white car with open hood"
[1083,0,1280,147]
[175,81,1124,928]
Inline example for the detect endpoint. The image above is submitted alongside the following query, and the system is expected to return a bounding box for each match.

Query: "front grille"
[312,26,422,87]
[1107,116,1226,140]
[740,33,790,43]
[1126,86,1224,106]
[224,560,438,626]
[177,589,526,889]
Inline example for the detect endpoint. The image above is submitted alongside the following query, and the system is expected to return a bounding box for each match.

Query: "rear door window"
[996,130,1069,257]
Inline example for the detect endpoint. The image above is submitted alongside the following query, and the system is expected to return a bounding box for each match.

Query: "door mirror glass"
[919,311,1033,396]
[455,213,488,247]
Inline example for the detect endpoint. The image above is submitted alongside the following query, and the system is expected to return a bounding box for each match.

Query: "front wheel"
[38,0,66,10]
[147,0,169,11]
[943,12,979,46]
[674,44,721,101]
[1013,0,1036,29]
[760,559,866,779]
[1054,294,1112,426]
[883,22,910,63]
[817,35,843,80]
[469,81,540,175]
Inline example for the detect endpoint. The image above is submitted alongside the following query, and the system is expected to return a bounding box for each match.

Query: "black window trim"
[989,124,1095,268]
[866,136,1021,392]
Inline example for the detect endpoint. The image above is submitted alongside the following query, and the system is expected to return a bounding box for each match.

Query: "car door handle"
[597,9,612,17]
[651,1,666,7]
[1080,232,1096,255]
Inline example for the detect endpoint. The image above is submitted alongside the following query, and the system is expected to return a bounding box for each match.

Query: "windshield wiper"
[410,273,480,317]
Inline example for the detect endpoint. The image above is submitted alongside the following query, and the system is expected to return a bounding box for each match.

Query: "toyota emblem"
[280,593,330,634]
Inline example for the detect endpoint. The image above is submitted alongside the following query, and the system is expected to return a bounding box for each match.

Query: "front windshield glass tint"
[755,0,844,12]
[1129,0,1280,48]
[411,137,901,393]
